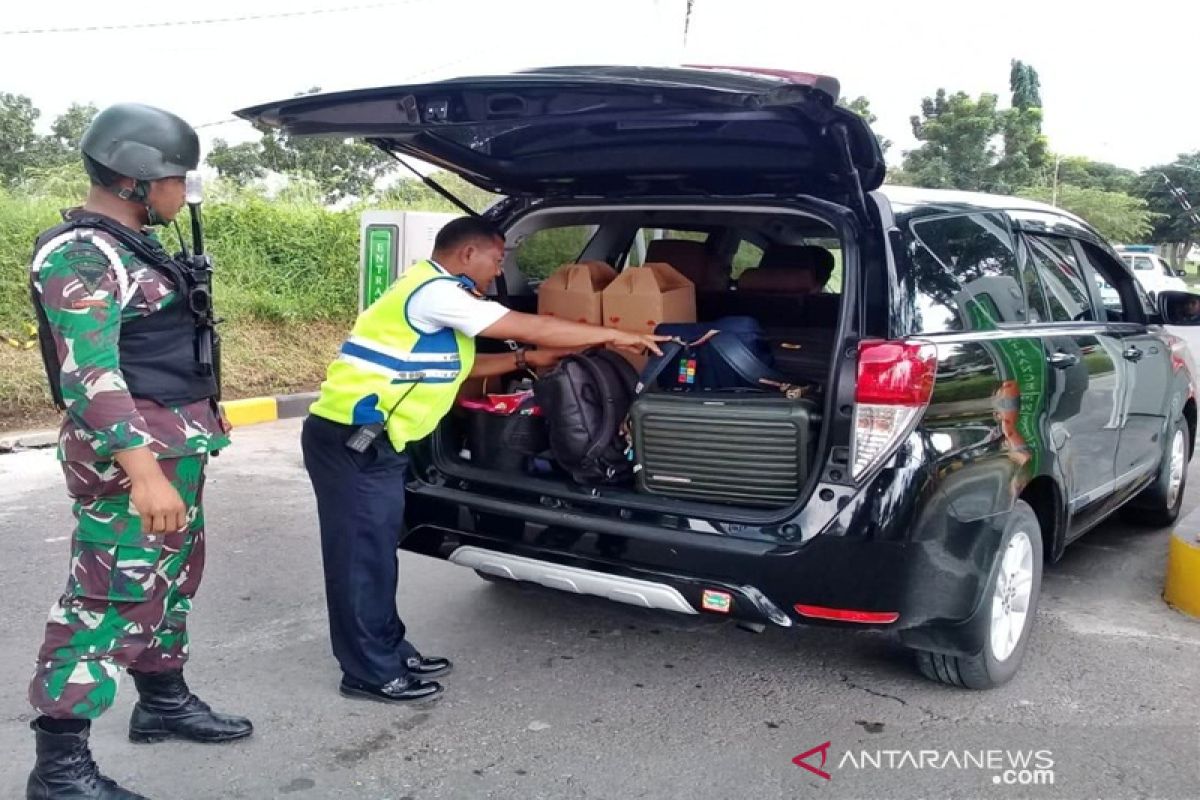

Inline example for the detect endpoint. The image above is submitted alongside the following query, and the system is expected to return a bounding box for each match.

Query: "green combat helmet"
[80,103,200,214]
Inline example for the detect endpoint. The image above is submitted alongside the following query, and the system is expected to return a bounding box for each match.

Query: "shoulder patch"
[58,242,114,292]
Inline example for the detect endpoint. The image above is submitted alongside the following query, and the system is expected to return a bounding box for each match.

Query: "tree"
[257,87,393,203]
[993,61,1048,193]
[0,93,42,186]
[902,89,1003,191]
[207,88,395,203]
[35,102,99,169]
[1008,59,1042,110]
[49,103,97,147]
[207,138,267,188]
[1053,156,1137,195]
[1018,184,1157,242]
[838,95,892,155]
[1135,153,1200,267]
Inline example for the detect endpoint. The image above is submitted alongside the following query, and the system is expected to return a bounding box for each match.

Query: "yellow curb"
[220,397,279,428]
[1165,528,1200,618]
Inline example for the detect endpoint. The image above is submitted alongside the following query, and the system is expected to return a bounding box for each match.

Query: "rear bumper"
[406,523,794,627]
[404,473,1009,655]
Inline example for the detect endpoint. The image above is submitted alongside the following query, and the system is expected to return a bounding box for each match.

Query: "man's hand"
[130,474,188,535]
[525,347,576,370]
[219,411,233,435]
[610,330,670,356]
[115,446,188,535]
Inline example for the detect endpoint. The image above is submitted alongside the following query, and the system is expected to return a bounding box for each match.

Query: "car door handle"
[1122,346,1144,362]
[1046,352,1084,371]
[1047,351,1079,369]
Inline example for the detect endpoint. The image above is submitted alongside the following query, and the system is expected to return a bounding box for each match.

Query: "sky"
[2,0,1196,174]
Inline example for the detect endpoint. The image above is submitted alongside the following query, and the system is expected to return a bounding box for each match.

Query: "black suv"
[241,66,1200,689]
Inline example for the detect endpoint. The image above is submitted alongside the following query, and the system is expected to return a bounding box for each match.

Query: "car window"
[514,225,597,282]
[1026,235,1097,323]
[1133,255,1155,271]
[731,240,764,278]
[1157,257,1175,277]
[1016,238,1052,324]
[626,228,709,267]
[1075,241,1135,322]
[907,212,1028,333]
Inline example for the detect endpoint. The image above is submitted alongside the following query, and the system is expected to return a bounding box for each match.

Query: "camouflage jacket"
[30,219,230,463]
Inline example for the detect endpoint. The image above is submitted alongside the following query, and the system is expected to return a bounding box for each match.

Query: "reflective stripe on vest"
[309,260,477,450]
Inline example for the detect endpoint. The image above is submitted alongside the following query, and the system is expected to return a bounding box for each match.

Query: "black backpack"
[533,349,639,483]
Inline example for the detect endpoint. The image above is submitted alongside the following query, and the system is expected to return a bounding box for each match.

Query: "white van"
[1118,247,1188,300]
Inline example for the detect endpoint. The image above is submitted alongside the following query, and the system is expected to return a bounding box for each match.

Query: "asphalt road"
[1,419,1198,800]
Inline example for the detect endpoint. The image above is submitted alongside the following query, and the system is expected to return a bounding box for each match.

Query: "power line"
[0,1,412,36]
[196,118,242,130]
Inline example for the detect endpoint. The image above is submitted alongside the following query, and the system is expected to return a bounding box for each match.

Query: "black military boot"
[27,717,149,800]
[127,670,253,744]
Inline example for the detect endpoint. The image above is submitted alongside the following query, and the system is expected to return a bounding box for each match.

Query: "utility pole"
[1051,154,1062,207]
[1159,171,1200,269]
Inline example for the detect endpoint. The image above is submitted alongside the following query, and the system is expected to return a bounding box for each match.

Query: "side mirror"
[1158,290,1200,325]
[1177,269,1189,278]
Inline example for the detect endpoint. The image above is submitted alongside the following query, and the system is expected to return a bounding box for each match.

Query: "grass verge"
[0,320,346,434]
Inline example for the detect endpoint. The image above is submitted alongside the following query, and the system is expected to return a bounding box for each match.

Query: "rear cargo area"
[439,204,845,511]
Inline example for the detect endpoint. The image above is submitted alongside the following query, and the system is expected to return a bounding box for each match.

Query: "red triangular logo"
[793,741,833,780]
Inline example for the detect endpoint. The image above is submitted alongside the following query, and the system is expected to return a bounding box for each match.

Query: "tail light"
[1163,333,1196,399]
[1164,333,1191,373]
[851,340,938,479]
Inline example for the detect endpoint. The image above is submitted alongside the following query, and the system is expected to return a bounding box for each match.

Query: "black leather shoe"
[405,655,453,679]
[28,718,149,799]
[339,675,443,705]
[128,670,253,745]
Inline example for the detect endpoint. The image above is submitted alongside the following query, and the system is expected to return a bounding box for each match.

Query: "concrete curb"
[1165,507,1200,619]
[0,429,60,453]
[0,392,317,453]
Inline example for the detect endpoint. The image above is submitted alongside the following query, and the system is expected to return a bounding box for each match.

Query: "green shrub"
[0,188,360,330]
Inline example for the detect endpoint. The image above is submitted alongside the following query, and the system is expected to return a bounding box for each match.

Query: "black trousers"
[301,414,419,686]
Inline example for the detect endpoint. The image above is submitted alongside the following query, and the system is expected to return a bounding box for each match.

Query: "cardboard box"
[602,263,695,374]
[537,261,617,325]
[601,262,696,334]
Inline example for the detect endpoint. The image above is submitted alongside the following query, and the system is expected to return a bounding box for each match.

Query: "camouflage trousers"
[29,456,207,720]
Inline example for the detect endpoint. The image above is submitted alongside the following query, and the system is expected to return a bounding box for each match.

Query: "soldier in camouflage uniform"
[25,104,252,800]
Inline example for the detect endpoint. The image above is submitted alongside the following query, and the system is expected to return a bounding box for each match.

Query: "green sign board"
[362,225,398,309]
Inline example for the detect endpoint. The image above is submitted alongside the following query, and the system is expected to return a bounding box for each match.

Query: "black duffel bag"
[641,316,808,397]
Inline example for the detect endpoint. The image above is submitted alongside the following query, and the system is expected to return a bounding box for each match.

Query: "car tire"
[914,499,1043,690]
[1122,416,1190,528]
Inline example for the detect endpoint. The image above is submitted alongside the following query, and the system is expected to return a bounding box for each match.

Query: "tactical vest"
[309,260,477,451]
[30,212,219,409]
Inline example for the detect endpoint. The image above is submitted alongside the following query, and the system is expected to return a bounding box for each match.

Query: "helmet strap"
[112,180,163,226]
[114,179,149,203]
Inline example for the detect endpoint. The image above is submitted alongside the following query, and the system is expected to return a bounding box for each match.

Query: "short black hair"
[433,216,503,253]
[83,154,123,187]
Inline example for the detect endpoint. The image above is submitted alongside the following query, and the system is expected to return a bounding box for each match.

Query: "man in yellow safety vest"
[302,216,663,704]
